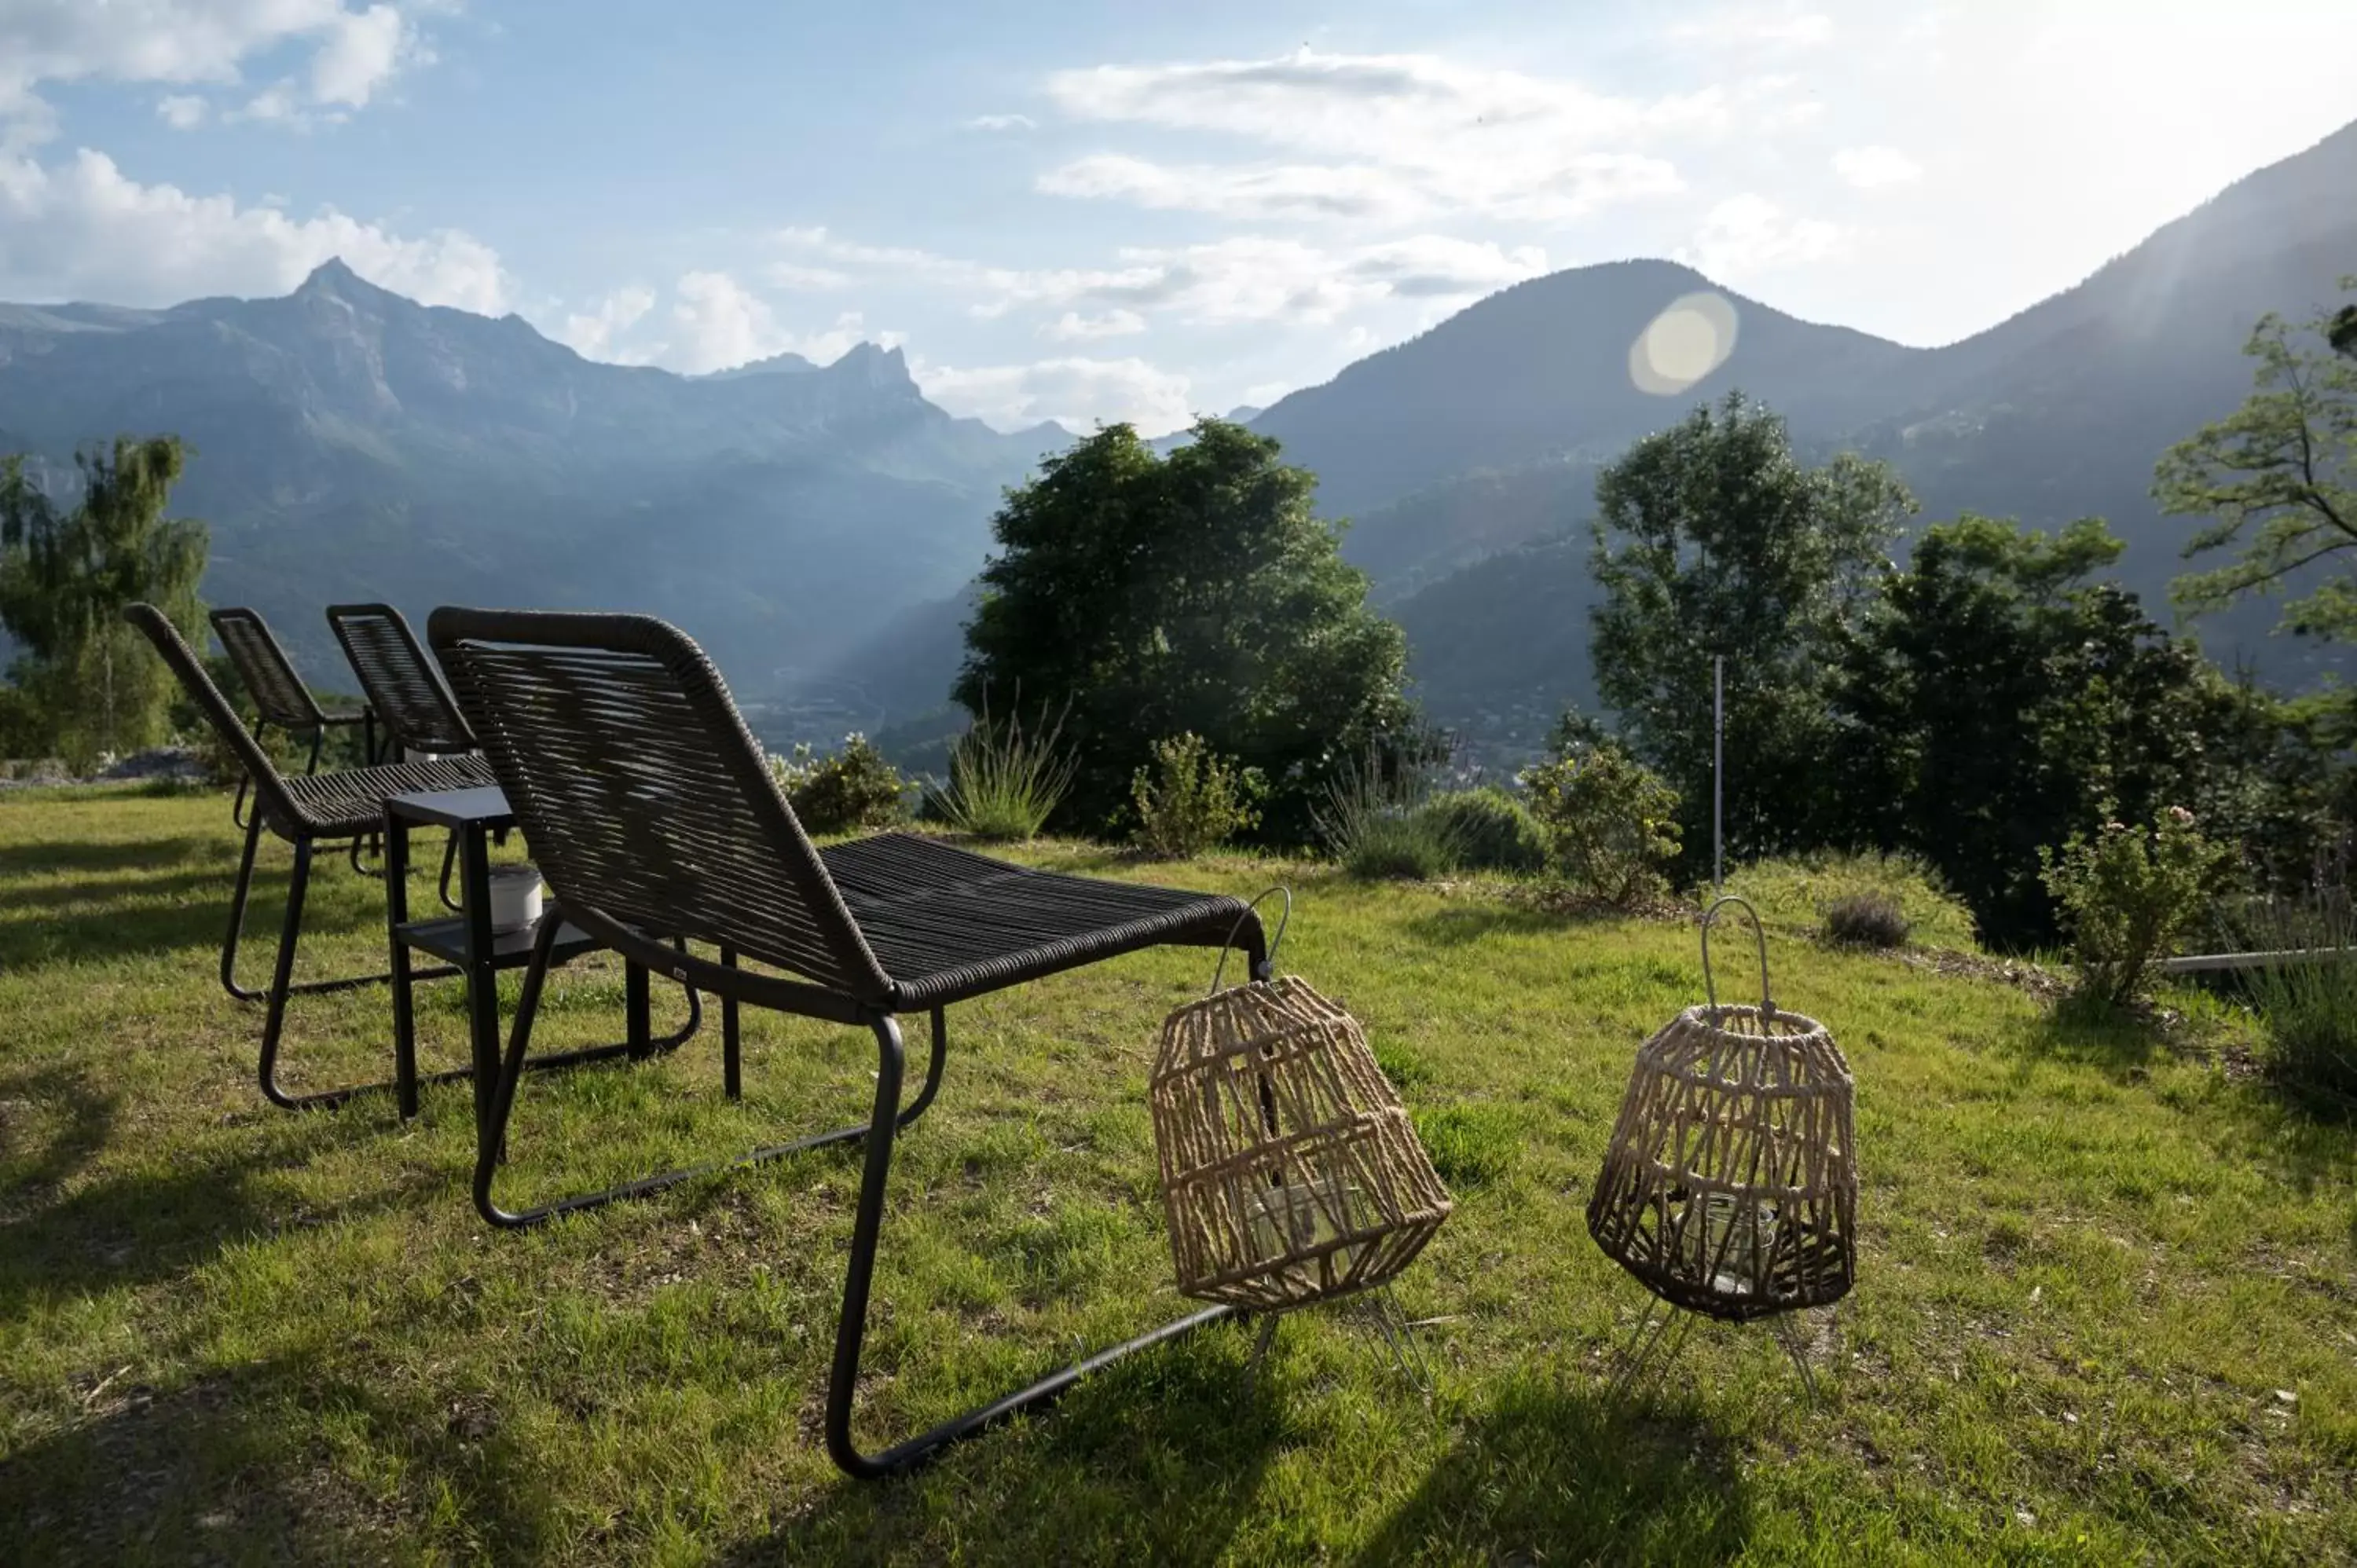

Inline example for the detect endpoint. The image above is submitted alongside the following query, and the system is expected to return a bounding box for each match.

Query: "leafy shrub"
[771,733,907,835]
[1416,787,1547,875]
[1314,746,1458,880]
[925,704,1076,843]
[1822,892,1910,948]
[1519,743,1682,905]
[1130,732,1262,859]
[2039,805,2237,1007]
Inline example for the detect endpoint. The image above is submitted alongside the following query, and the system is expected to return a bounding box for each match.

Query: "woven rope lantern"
[1587,897,1856,1324]
[1152,890,1453,1312]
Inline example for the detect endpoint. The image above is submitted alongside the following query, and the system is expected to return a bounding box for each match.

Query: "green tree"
[1829,515,2332,949]
[1588,391,1914,870]
[956,419,1415,842]
[0,437,207,764]
[2154,279,2357,641]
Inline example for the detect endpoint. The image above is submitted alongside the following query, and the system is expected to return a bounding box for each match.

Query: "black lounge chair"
[327,603,479,910]
[209,606,377,833]
[127,603,493,1108]
[427,606,1270,1480]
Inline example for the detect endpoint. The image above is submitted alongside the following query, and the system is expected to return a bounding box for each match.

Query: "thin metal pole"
[1714,654,1725,895]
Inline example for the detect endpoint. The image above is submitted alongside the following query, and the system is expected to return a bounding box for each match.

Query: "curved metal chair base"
[480,914,1265,1480]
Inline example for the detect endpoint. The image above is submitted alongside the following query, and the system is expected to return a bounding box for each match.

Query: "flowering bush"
[2038,805,2237,1007]
[1518,743,1682,906]
[771,733,908,835]
[1130,732,1262,858]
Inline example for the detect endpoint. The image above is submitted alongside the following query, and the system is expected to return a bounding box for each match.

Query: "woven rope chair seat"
[822,833,1252,1009]
[276,755,497,840]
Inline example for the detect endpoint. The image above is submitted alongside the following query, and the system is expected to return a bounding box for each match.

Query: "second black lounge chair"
[427,606,1270,1479]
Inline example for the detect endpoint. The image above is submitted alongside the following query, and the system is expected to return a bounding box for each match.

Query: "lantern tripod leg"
[1605,1297,1694,1406]
[1239,1312,1281,1401]
[1362,1284,1434,1398]
[1769,1312,1824,1405]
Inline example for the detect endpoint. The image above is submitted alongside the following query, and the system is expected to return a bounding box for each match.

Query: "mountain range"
[0,260,1059,713]
[2,116,2352,763]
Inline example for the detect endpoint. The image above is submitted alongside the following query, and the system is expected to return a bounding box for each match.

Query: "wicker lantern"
[1152,892,1453,1312]
[1587,897,1857,1328]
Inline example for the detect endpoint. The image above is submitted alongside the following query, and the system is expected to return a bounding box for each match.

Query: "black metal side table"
[382,786,698,1138]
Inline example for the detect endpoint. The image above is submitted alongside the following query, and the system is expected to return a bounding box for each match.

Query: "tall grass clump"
[2243,895,2357,1112]
[1314,746,1459,880]
[1417,786,1547,875]
[925,700,1076,843]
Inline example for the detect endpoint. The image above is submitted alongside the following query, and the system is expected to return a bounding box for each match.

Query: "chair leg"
[822,1012,1231,1481]
[221,810,267,1002]
[437,833,463,912]
[224,815,456,1015]
[231,723,266,831]
[721,945,742,1100]
[256,841,314,1108]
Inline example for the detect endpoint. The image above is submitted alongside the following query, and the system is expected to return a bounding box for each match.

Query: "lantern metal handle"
[1208,885,1292,996]
[1700,895,1774,1021]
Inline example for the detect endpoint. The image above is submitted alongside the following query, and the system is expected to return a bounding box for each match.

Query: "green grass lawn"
[2,787,2354,1566]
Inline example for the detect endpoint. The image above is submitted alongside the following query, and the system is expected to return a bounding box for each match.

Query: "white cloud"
[0,145,510,311]
[775,224,1549,329]
[156,94,208,129]
[0,2,438,133]
[1683,193,1849,278]
[1670,7,1835,48]
[1036,49,1815,223]
[662,269,789,374]
[1042,309,1146,342]
[965,112,1035,131]
[767,260,852,290]
[310,3,413,108]
[555,284,655,360]
[1831,145,1923,189]
[915,355,1194,434]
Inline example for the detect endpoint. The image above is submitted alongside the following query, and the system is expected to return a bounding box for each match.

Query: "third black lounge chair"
[210,606,377,833]
[328,602,481,910]
[427,606,1270,1479]
[128,603,492,1108]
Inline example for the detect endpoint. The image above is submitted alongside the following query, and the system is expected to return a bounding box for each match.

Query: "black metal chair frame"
[129,603,698,1113]
[430,606,1270,1481]
[210,607,378,838]
[328,602,482,912]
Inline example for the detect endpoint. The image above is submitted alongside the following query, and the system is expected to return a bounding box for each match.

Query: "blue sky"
[4,1,2355,433]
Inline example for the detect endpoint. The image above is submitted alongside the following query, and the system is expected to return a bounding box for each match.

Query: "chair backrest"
[126,603,299,826]
[327,603,475,755]
[427,607,892,1002]
[210,608,325,731]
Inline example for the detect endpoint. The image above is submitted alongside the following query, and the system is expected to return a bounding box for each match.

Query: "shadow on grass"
[0,1356,549,1566]
[0,1065,119,1202]
[1398,903,1573,947]
[0,866,392,973]
[0,833,220,878]
[1353,1378,1750,1566]
[724,1317,1289,1566]
[0,1114,429,1319]
[2006,994,2171,1075]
